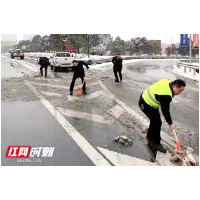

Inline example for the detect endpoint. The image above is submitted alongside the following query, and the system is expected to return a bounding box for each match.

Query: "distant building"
[148,40,162,54]
[161,43,170,55]
[165,43,179,55]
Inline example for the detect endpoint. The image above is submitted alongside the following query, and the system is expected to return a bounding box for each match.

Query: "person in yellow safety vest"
[139,79,186,153]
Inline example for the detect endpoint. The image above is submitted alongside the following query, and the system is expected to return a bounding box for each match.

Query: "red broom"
[75,80,85,96]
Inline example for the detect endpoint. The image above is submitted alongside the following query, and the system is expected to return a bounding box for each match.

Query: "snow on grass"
[173,64,199,81]
[89,59,176,70]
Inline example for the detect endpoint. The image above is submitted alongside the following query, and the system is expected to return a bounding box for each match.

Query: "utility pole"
[87,35,90,58]
[171,37,172,55]
[189,34,192,64]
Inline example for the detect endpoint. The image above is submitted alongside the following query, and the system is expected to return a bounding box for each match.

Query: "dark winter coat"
[72,61,89,78]
[112,56,123,72]
[39,57,50,67]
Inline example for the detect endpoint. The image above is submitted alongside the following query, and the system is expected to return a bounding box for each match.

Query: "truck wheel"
[51,66,53,70]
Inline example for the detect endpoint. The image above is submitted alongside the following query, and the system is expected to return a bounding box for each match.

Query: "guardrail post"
[184,66,186,73]
[193,69,196,75]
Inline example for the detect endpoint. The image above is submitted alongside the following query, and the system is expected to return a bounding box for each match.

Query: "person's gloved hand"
[169,125,175,131]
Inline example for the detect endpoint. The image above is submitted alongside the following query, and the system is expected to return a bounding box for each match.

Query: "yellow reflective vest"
[142,79,172,109]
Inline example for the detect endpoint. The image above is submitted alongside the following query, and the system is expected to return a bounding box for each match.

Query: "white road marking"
[30,82,69,89]
[156,152,174,166]
[34,78,60,82]
[108,105,124,119]
[57,107,113,124]
[24,81,111,166]
[41,91,63,97]
[67,90,106,102]
[98,147,157,166]
[12,61,18,66]
[15,60,35,71]
[29,81,99,91]
[85,90,106,99]
[98,80,176,149]
[74,82,99,89]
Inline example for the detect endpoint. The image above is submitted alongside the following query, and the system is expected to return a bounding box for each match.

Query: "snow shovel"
[172,129,183,153]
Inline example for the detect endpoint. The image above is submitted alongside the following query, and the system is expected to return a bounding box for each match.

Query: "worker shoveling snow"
[170,147,198,166]
[114,135,133,146]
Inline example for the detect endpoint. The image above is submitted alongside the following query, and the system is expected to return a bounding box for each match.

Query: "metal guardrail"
[179,59,199,63]
[8,53,198,65]
[175,59,199,75]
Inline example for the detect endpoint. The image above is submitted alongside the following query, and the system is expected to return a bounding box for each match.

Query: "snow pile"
[170,147,198,166]
[114,135,133,146]
[173,64,199,81]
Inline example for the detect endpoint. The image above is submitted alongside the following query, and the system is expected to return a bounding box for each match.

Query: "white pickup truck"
[49,52,76,71]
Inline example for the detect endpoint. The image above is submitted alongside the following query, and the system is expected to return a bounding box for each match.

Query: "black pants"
[114,70,122,82]
[40,65,48,77]
[139,95,162,144]
[70,76,86,92]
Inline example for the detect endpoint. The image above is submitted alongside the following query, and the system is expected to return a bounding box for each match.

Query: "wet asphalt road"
[1,56,95,166]
[1,55,199,165]
[97,60,199,155]
[1,57,18,78]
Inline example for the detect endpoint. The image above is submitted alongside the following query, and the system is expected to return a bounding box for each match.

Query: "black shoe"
[149,142,167,153]
[156,144,167,153]
[70,92,73,95]
[83,92,87,95]
[146,136,154,144]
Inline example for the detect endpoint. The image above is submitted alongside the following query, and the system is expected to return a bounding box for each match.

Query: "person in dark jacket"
[39,57,49,77]
[112,54,123,83]
[70,60,89,95]
[139,79,186,153]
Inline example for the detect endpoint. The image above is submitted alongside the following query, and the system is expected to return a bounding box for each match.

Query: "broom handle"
[81,80,85,88]
[172,129,183,152]
[81,69,89,88]
[172,129,179,142]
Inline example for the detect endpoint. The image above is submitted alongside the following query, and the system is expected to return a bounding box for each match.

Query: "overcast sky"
[2,34,181,44]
